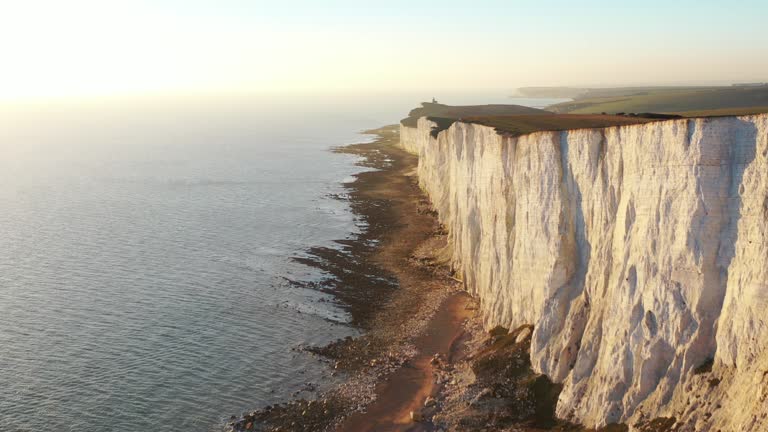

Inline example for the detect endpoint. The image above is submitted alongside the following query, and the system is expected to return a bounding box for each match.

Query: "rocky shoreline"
[225,125,643,432]
[226,125,463,431]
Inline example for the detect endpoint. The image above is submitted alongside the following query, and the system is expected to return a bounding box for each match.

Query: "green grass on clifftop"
[400,97,768,141]
[671,106,768,117]
[546,86,768,115]
[400,102,551,128]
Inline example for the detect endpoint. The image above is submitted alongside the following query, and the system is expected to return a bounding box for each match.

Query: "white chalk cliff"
[400,115,768,431]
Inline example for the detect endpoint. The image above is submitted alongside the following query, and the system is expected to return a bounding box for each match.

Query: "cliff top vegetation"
[400,102,551,128]
[402,96,768,138]
[536,86,768,115]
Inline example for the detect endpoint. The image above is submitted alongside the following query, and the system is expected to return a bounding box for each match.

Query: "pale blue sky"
[1,0,766,100]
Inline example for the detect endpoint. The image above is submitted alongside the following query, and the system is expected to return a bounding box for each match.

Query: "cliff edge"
[400,114,768,431]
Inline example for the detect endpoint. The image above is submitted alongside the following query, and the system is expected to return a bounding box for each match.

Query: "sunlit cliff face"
[401,114,768,431]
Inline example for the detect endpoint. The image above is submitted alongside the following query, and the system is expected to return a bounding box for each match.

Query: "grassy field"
[545,86,768,115]
[671,106,768,117]
[400,102,550,128]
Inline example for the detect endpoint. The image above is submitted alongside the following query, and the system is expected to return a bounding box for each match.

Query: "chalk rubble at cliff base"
[400,114,768,431]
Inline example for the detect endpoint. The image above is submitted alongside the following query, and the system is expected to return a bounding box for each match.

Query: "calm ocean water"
[0,93,564,431]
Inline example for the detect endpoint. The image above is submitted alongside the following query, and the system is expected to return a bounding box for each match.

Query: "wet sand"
[337,293,472,432]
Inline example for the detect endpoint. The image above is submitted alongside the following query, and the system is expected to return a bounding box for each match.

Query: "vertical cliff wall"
[400,115,768,430]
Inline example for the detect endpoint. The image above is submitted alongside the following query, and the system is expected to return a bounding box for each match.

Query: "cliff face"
[400,115,768,430]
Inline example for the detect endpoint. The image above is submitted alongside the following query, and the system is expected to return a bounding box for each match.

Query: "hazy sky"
[1,0,767,100]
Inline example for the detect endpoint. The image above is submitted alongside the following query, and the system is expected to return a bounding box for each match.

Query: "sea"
[0,92,566,431]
